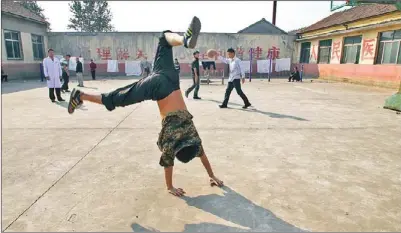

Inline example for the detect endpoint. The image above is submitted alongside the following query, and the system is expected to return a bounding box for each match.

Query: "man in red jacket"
[89,59,97,80]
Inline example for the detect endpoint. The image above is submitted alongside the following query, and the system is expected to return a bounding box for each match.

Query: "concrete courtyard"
[1,78,401,232]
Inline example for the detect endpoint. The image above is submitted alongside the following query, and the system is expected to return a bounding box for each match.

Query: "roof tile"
[1,1,47,24]
[300,4,398,33]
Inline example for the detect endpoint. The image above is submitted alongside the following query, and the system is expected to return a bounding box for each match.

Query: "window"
[341,35,362,64]
[318,39,332,64]
[376,29,401,64]
[4,30,23,59]
[300,42,311,63]
[31,34,44,60]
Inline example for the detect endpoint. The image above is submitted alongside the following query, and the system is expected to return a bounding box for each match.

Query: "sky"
[38,1,344,33]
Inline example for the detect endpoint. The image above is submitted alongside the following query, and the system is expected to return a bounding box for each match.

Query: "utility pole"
[272,1,277,25]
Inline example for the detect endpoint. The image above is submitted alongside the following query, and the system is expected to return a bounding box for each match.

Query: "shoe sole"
[187,16,201,49]
[68,89,79,114]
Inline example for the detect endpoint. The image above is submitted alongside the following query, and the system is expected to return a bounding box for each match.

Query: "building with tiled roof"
[1,1,48,25]
[238,18,287,35]
[293,3,401,88]
[1,1,49,79]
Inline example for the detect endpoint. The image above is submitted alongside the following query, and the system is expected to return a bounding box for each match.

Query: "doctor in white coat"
[43,48,65,102]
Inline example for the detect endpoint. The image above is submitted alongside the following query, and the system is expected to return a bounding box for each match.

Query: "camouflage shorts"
[157,110,203,167]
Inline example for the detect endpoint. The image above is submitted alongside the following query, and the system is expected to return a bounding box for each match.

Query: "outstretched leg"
[68,16,202,114]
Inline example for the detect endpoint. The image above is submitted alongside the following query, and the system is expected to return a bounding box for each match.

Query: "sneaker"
[68,88,83,114]
[184,16,201,49]
[51,99,56,103]
[193,96,201,100]
[58,98,65,102]
[65,90,71,93]
[242,103,251,109]
[219,105,227,109]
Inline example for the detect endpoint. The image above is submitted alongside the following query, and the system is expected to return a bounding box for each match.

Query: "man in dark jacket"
[90,59,97,80]
[288,66,300,82]
[185,51,201,99]
[76,57,84,87]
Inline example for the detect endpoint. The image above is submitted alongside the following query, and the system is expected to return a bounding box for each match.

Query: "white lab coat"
[43,56,62,88]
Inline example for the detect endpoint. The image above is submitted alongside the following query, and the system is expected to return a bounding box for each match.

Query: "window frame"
[317,39,332,64]
[4,29,24,60]
[31,34,45,60]
[300,42,311,64]
[341,35,362,64]
[376,29,401,65]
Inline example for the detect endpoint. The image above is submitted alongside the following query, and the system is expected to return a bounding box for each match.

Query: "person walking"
[90,59,97,80]
[208,48,251,109]
[43,49,65,102]
[185,51,201,99]
[76,57,84,87]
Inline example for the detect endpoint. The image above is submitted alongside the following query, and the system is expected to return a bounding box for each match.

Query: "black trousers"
[101,30,179,111]
[91,70,96,80]
[222,79,250,107]
[49,88,62,101]
[186,75,200,97]
[288,75,300,82]
[61,75,69,90]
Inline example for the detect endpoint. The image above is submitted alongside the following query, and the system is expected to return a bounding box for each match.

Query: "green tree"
[19,1,51,31]
[67,0,114,32]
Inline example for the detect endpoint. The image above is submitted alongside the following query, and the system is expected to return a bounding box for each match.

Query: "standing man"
[43,49,65,102]
[61,54,71,92]
[209,48,251,109]
[185,51,201,99]
[76,57,84,87]
[90,59,97,80]
[174,58,180,75]
[141,57,152,77]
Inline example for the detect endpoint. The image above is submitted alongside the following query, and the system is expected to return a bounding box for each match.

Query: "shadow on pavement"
[202,99,308,121]
[131,186,306,232]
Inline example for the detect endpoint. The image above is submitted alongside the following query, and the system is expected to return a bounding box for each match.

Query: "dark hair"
[193,51,199,56]
[175,146,198,163]
[66,54,71,57]
[48,48,54,52]
[227,48,235,54]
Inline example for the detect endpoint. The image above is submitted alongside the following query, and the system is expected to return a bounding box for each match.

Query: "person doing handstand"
[67,17,223,197]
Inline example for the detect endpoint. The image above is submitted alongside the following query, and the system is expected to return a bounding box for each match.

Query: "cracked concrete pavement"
[1,78,401,232]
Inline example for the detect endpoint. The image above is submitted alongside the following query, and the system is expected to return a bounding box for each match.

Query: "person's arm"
[164,166,185,196]
[237,59,245,83]
[195,64,200,83]
[199,153,224,186]
[43,59,49,80]
[217,55,229,64]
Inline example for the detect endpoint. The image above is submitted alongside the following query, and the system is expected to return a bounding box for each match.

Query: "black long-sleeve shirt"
[76,61,83,73]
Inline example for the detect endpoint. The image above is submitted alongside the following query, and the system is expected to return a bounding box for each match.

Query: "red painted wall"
[293,63,401,87]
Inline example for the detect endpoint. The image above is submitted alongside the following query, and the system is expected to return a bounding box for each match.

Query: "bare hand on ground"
[168,187,186,196]
[210,176,224,187]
